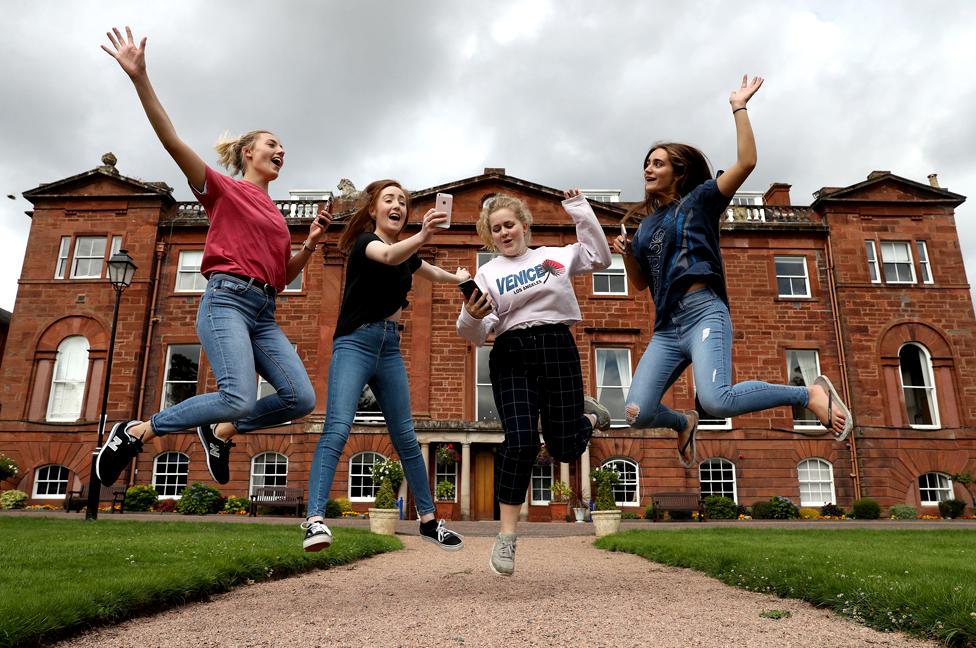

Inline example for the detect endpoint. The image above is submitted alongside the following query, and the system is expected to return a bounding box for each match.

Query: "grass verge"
[0,517,401,647]
[596,528,976,646]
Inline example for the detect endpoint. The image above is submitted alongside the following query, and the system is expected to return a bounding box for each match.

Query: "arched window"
[33,464,70,499]
[918,472,953,506]
[153,452,189,499]
[349,451,385,501]
[899,343,939,428]
[250,452,288,495]
[601,458,639,507]
[699,458,736,501]
[530,462,553,504]
[46,336,89,422]
[797,458,836,507]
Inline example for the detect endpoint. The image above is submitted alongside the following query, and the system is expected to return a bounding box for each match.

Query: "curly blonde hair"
[214,130,274,177]
[476,193,533,251]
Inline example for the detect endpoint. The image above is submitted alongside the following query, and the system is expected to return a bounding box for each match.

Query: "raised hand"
[563,188,582,200]
[613,223,630,255]
[729,75,764,110]
[101,26,147,80]
[307,204,332,247]
[419,208,449,238]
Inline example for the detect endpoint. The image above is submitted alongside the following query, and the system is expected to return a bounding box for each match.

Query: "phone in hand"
[459,279,481,300]
[315,197,334,227]
[435,193,453,228]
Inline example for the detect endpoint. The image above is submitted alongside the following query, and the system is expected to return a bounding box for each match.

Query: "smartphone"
[315,197,334,227]
[459,279,481,300]
[435,193,453,228]
[620,223,626,237]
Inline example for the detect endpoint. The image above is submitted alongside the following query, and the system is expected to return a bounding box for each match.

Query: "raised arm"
[364,208,448,266]
[102,26,206,190]
[416,262,470,284]
[561,189,612,273]
[612,224,648,292]
[715,75,764,198]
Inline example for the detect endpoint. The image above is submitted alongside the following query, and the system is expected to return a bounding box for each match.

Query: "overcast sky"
[2,0,975,312]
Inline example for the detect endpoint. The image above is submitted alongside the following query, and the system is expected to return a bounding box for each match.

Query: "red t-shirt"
[192,166,291,291]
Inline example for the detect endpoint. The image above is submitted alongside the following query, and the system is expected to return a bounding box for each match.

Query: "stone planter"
[573,507,588,523]
[549,501,569,522]
[590,509,622,537]
[434,500,458,520]
[368,508,399,535]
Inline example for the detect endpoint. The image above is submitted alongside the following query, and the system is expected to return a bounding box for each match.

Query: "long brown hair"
[337,179,411,254]
[625,142,713,224]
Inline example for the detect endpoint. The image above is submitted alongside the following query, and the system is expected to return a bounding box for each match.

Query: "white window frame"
[592,254,628,296]
[354,385,385,424]
[153,451,189,499]
[694,385,732,430]
[55,237,71,279]
[33,464,70,499]
[880,241,916,284]
[104,236,123,278]
[530,462,553,505]
[70,236,107,279]
[349,451,386,502]
[865,240,881,283]
[160,344,201,410]
[601,458,639,507]
[594,348,631,427]
[916,241,933,284]
[699,457,737,502]
[797,458,836,507]
[175,250,207,292]
[918,472,953,506]
[786,349,824,430]
[774,255,811,298]
[249,452,288,496]
[434,451,459,503]
[283,246,303,292]
[46,335,89,422]
[898,343,940,429]
[475,346,498,422]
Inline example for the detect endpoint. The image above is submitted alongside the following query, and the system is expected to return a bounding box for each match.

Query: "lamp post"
[86,249,137,521]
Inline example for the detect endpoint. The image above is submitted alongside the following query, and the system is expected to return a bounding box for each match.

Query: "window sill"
[591,293,631,300]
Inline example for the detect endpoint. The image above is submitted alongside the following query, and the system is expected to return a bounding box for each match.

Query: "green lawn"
[596,528,976,646]
[0,517,401,648]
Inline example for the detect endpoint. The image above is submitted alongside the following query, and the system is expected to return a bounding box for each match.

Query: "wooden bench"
[249,486,305,517]
[651,491,705,522]
[64,484,127,513]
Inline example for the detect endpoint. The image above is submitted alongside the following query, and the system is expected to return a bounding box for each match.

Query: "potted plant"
[435,479,457,520]
[436,443,459,467]
[549,480,571,522]
[571,490,588,523]
[369,459,402,535]
[590,466,621,536]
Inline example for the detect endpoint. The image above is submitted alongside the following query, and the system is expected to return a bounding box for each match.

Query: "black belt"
[211,272,277,297]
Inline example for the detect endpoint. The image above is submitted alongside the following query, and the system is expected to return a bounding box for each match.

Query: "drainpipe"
[825,232,862,500]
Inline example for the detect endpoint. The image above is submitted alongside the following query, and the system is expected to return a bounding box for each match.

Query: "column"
[560,461,570,485]
[420,442,430,472]
[460,442,471,520]
[580,446,592,505]
[520,487,529,521]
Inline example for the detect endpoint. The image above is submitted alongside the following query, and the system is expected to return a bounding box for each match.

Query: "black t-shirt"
[333,232,422,339]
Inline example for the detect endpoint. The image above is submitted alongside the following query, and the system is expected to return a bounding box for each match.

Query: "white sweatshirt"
[456,193,612,346]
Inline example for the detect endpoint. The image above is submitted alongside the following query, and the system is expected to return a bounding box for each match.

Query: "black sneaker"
[95,420,143,486]
[301,520,333,552]
[197,423,234,485]
[419,519,464,551]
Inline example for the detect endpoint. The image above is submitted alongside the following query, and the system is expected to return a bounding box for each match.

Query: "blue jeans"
[306,320,434,518]
[627,287,808,432]
[150,274,315,435]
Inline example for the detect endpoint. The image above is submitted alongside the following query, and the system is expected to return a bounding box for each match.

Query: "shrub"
[175,483,223,515]
[736,504,750,517]
[371,460,403,494]
[851,498,881,519]
[154,498,177,513]
[938,499,966,519]
[124,485,159,512]
[819,503,845,518]
[334,497,353,514]
[435,480,455,501]
[0,454,19,482]
[373,479,396,509]
[889,504,918,520]
[0,489,28,510]
[799,507,820,520]
[590,466,619,511]
[644,504,655,520]
[768,496,799,520]
[620,511,640,520]
[324,499,343,518]
[223,496,250,514]
[550,480,571,503]
[750,500,774,519]
[703,495,737,520]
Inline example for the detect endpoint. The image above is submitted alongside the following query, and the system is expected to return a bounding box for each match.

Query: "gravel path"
[55,535,935,647]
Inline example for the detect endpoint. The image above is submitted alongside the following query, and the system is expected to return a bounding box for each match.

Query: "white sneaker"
[301,520,333,552]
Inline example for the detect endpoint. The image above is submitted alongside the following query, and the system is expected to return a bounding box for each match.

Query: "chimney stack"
[927,173,940,188]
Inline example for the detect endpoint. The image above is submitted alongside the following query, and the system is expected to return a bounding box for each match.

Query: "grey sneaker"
[301,520,333,552]
[584,396,612,431]
[489,533,517,576]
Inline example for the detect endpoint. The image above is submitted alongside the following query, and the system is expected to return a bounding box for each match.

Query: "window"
[70,236,108,279]
[354,385,385,423]
[161,344,201,410]
[435,450,458,502]
[250,452,288,495]
[105,236,123,278]
[349,451,385,501]
[699,458,736,501]
[175,251,207,292]
[797,458,835,507]
[593,254,627,295]
[283,247,303,292]
[530,462,553,504]
[475,346,498,422]
[695,391,731,430]
[33,464,69,498]
[46,336,89,422]
[153,452,189,498]
[864,241,880,283]
[594,348,631,425]
[899,343,939,428]
[916,241,933,284]
[880,241,916,284]
[918,472,953,505]
[774,256,810,298]
[477,252,501,269]
[601,458,639,507]
[786,350,822,429]
[55,237,70,279]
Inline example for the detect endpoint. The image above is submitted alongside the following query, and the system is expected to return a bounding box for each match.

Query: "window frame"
[774,255,811,298]
[249,451,288,496]
[594,347,632,427]
[879,240,917,284]
[601,458,639,507]
[282,246,303,293]
[785,349,824,431]
[153,451,189,499]
[592,254,628,296]
[530,462,553,505]
[348,451,386,502]
[915,241,933,284]
[699,457,737,502]
[175,250,207,293]
[32,464,70,499]
[55,236,71,279]
[694,387,732,430]
[434,452,459,503]
[918,472,953,506]
[864,240,881,284]
[46,335,90,422]
[898,342,940,429]
[797,458,836,507]
[160,344,202,411]
[475,345,498,422]
[69,236,109,279]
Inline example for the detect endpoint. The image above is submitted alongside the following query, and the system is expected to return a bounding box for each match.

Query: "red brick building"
[1,156,973,519]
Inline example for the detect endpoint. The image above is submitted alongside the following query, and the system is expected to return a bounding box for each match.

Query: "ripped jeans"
[626,287,808,432]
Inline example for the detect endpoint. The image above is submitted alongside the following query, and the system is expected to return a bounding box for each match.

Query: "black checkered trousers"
[489,323,593,505]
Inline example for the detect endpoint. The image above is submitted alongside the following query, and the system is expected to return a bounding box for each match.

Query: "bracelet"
[302,241,315,253]
[732,107,747,114]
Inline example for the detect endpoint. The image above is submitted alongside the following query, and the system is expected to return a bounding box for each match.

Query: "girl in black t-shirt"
[302,179,468,552]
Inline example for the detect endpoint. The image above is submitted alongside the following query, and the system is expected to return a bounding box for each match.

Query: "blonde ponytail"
[213,130,272,176]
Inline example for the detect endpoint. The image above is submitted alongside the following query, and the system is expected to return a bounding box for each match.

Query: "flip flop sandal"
[678,410,699,468]
[814,375,854,442]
